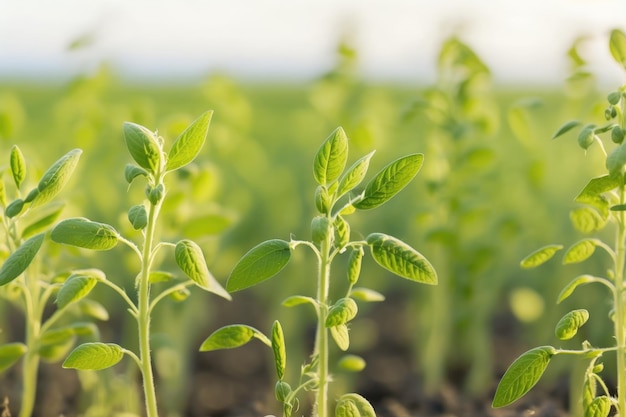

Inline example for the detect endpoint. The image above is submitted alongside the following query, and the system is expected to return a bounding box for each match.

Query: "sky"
[1,0,626,86]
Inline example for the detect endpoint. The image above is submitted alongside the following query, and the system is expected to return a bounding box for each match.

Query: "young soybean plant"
[50,111,231,417]
[202,127,437,417]
[0,146,104,417]
[492,29,626,417]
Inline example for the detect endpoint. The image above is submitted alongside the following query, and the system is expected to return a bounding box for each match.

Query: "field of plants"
[0,28,626,417]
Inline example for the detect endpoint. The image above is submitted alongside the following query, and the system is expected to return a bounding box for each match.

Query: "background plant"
[48,111,231,417]
[0,145,108,417]
[492,29,626,417]
[201,126,437,417]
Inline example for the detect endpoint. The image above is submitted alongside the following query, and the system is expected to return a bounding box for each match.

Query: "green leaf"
[366,233,437,284]
[56,274,98,309]
[492,346,557,407]
[0,233,44,286]
[350,287,385,302]
[552,120,581,139]
[606,141,626,178]
[585,396,611,417]
[51,218,119,251]
[0,343,27,373]
[570,207,607,233]
[78,299,109,321]
[174,239,230,300]
[609,29,626,70]
[20,202,65,239]
[199,325,271,351]
[123,122,161,173]
[32,148,82,207]
[127,205,147,230]
[520,245,563,268]
[149,270,175,284]
[354,154,423,210]
[336,393,376,417]
[282,295,317,308]
[563,239,601,265]
[326,298,358,327]
[337,150,376,197]
[347,247,363,285]
[124,164,148,184]
[63,343,124,371]
[272,321,287,380]
[575,175,620,217]
[558,275,601,304]
[555,309,589,340]
[10,145,26,189]
[166,111,212,171]
[578,125,596,150]
[334,215,350,249]
[227,239,291,292]
[330,324,350,351]
[4,199,24,218]
[314,127,349,186]
[338,354,366,372]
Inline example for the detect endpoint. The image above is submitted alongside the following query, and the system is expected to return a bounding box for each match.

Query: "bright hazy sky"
[1,0,625,85]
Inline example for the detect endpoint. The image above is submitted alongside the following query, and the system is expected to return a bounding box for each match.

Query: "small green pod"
[555,309,589,340]
[326,297,358,327]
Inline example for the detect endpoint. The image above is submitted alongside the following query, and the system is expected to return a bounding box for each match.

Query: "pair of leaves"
[520,238,602,269]
[226,234,437,293]
[124,111,212,175]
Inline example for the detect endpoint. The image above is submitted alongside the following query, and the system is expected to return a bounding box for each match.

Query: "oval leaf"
[610,29,626,70]
[350,287,385,302]
[558,275,600,304]
[492,346,557,407]
[227,239,291,292]
[520,244,563,269]
[552,120,581,139]
[336,393,376,417]
[10,145,26,189]
[586,396,611,417]
[271,321,287,380]
[51,218,119,251]
[282,295,317,308]
[0,233,45,286]
[326,297,358,327]
[0,343,27,373]
[314,127,349,186]
[33,148,82,207]
[555,309,589,340]
[330,324,350,351]
[563,239,600,265]
[124,164,148,184]
[338,354,366,372]
[166,111,212,171]
[79,299,110,321]
[570,207,607,233]
[337,150,376,197]
[127,205,147,230]
[174,239,231,300]
[56,275,98,309]
[199,324,270,351]
[366,233,437,284]
[123,122,161,173]
[353,154,423,210]
[63,343,124,371]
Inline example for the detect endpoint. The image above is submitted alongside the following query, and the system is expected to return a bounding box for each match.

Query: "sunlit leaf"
[606,141,626,178]
[10,145,25,189]
[227,239,291,292]
[0,233,44,286]
[56,274,98,309]
[570,207,607,233]
[271,321,286,380]
[575,175,619,217]
[492,346,557,407]
[123,122,161,173]
[326,298,358,327]
[563,239,601,265]
[124,164,148,184]
[32,149,82,207]
[199,325,270,351]
[555,309,589,340]
[337,150,375,197]
[167,111,212,171]
[330,324,350,351]
[338,354,366,372]
[366,233,437,284]
[552,120,582,139]
[20,202,65,239]
[0,343,27,373]
[354,154,423,210]
[350,287,385,302]
[314,127,349,186]
[174,239,230,299]
[609,29,626,70]
[78,299,109,321]
[51,218,119,251]
[63,343,124,371]
[558,275,602,304]
[282,295,317,308]
[520,245,563,268]
[586,396,611,417]
[336,393,376,417]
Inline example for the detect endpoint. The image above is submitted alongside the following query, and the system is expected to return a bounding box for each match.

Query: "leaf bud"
[5,199,24,218]
[326,297,358,327]
[275,380,292,402]
[577,126,595,150]
[592,363,604,373]
[608,91,622,105]
[146,183,165,205]
[612,126,625,144]
[128,204,148,230]
[605,107,615,121]
[314,186,331,214]
[311,216,332,244]
[169,287,190,302]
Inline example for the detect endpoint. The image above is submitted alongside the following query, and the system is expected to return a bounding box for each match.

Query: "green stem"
[137,196,162,417]
[313,230,332,417]
[615,185,626,417]
[19,270,41,417]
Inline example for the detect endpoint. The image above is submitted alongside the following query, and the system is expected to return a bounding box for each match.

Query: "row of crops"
[0,33,621,417]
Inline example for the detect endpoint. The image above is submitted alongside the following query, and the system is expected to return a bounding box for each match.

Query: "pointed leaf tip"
[227,239,291,292]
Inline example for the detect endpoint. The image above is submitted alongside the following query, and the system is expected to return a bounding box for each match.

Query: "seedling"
[202,127,437,417]
[50,111,231,417]
[0,146,104,417]
[493,29,626,417]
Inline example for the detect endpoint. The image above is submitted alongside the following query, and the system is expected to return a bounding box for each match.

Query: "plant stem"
[20,270,41,417]
[137,196,162,417]
[615,185,626,417]
[313,227,332,417]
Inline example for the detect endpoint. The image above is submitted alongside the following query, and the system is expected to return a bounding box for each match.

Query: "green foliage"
[204,127,435,417]
[63,343,125,371]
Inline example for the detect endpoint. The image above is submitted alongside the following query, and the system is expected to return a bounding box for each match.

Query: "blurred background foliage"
[0,30,620,416]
